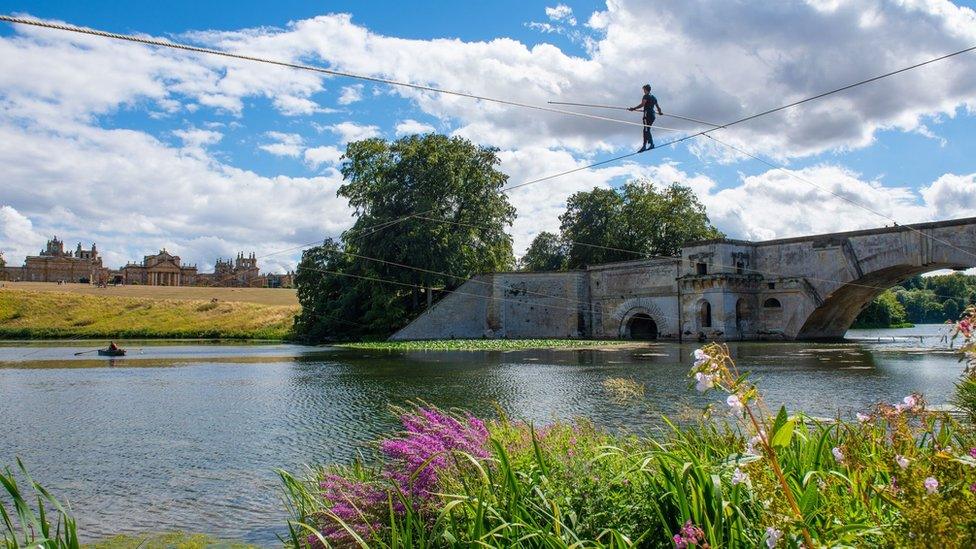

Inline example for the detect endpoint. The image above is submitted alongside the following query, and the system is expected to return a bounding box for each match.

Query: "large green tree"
[294,134,515,341]
[551,180,722,270]
[519,232,566,272]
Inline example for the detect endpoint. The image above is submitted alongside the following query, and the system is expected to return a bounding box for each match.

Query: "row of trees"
[520,182,723,271]
[852,273,976,328]
[294,134,725,341]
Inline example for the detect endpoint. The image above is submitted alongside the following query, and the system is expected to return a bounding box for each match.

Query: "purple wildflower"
[970,447,976,459]
[673,520,705,548]
[315,407,491,546]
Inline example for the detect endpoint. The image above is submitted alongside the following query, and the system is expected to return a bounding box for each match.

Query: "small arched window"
[699,301,712,328]
[763,298,782,309]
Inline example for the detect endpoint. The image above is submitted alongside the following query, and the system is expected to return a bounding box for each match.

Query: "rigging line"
[410,213,973,302]
[702,133,976,264]
[0,15,684,134]
[507,43,976,193]
[301,263,601,317]
[330,248,597,310]
[547,101,723,128]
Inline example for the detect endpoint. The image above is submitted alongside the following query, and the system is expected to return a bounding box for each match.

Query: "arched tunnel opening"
[627,313,658,340]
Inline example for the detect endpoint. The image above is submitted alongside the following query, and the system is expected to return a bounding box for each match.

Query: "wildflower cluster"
[672,520,707,548]
[311,406,489,546]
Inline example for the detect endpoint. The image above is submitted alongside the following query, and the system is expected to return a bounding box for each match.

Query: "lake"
[0,324,964,545]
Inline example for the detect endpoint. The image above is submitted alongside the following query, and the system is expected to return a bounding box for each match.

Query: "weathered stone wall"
[390,217,976,342]
[391,271,586,340]
[587,259,681,339]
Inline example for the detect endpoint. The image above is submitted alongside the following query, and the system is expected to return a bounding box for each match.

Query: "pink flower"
[856,412,871,422]
[895,455,909,469]
[831,447,845,464]
[765,527,782,548]
[924,476,939,495]
[895,394,918,412]
[673,521,705,548]
[969,447,976,459]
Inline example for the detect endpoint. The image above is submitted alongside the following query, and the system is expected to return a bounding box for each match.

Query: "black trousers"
[643,114,655,147]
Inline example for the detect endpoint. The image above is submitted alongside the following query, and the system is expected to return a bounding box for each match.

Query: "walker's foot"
[637,146,647,153]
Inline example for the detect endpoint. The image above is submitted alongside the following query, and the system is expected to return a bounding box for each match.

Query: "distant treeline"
[852,272,975,328]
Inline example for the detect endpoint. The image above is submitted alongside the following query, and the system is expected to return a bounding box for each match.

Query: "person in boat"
[108,341,119,351]
[628,84,663,152]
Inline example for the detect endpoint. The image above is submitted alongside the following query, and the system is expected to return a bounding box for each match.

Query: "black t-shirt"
[642,93,658,116]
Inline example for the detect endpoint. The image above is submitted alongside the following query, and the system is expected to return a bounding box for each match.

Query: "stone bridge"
[391,218,976,341]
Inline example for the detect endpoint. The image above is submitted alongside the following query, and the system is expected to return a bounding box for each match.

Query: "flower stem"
[744,404,815,548]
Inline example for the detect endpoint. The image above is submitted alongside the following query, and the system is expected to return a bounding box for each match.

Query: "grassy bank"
[337,338,640,351]
[85,532,257,548]
[0,288,297,340]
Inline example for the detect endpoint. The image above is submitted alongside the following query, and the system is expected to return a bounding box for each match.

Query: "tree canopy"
[522,180,723,271]
[294,134,515,341]
[853,273,976,328]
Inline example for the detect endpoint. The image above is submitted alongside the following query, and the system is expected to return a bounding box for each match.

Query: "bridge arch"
[618,306,663,340]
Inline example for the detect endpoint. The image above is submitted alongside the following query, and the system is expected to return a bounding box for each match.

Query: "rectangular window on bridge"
[696,262,708,275]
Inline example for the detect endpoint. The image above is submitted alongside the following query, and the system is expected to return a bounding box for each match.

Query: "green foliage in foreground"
[336,339,635,351]
[84,532,257,549]
[1,458,79,549]
[0,289,296,340]
[284,409,976,548]
[284,343,976,548]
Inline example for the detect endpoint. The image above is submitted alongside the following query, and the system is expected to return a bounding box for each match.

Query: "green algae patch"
[337,338,643,351]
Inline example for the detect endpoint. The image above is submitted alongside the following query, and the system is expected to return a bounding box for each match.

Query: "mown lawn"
[0,288,297,339]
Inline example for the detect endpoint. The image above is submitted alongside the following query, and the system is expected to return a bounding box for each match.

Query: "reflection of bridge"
[392,218,976,342]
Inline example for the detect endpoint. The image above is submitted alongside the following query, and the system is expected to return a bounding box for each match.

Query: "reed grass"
[1,459,79,549]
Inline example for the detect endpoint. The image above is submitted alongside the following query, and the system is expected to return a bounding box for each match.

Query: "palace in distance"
[1,237,293,288]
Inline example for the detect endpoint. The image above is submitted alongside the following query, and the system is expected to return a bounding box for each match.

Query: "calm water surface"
[0,325,963,545]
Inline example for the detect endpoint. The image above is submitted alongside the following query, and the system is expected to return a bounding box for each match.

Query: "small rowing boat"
[98,347,125,356]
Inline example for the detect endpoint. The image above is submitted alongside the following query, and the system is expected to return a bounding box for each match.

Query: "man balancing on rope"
[629,84,663,152]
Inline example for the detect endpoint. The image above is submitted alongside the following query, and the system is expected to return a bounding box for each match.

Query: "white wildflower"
[731,467,748,485]
[727,394,744,415]
[694,372,715,392]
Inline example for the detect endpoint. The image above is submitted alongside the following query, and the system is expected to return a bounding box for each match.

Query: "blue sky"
[1,0,975,272]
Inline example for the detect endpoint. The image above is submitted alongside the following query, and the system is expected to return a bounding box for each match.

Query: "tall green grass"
[1,459,79,549]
